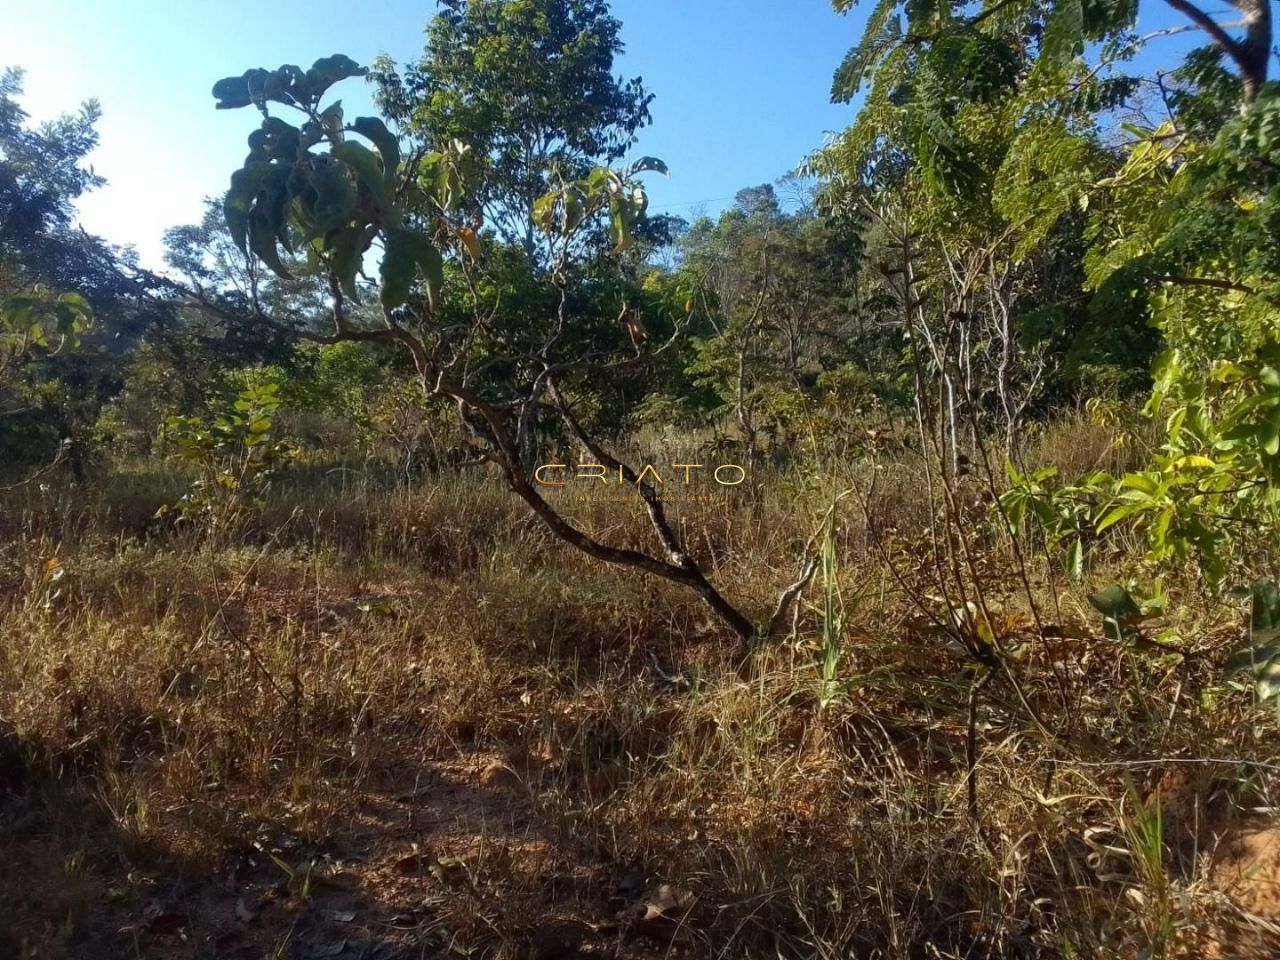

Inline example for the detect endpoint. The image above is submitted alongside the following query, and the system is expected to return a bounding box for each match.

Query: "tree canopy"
[372,0,653,265]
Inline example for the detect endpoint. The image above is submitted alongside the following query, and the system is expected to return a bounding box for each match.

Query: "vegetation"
[2,0,1280,957]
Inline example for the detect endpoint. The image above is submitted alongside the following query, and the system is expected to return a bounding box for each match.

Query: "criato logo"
[534,463,747,486]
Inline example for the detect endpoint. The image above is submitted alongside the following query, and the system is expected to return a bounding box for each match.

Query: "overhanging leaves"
[353,117,401,182]
[333,140,389,209]
[379,227,443,311]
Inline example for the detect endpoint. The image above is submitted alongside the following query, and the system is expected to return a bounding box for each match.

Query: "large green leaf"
[333,141,388,208]
[831,6,902,102]
[628,156,669,177]
[1261,405,1280,457]
[398,228,444,310]
[1089,585,1142,622]
[1065,538,1084,583]
[327,225,366,302]
[246,166,294,278]
[224,162,272,253]
[246,117,302,164]
[249,212,290,278]
[212,69,266,110]
[1089,584,1144,643]
[380,230,416,311]
[306,55,367,100]
[352,117,401,182]
[379,227,444,311]
[307,157,357,234]
[532,192,558,230]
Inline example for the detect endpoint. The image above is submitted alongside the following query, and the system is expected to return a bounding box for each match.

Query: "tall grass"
[1,419,1277,958]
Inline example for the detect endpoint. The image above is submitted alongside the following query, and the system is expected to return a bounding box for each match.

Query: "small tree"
[192,56,818,649]
[372,0,653,267]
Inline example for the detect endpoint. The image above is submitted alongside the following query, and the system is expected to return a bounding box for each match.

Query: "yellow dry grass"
[1,433,1278,959]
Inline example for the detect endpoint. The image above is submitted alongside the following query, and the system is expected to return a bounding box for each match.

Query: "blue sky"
[3,1,1203,269]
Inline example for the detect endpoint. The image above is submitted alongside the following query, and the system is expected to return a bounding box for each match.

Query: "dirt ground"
[2,743,706,960]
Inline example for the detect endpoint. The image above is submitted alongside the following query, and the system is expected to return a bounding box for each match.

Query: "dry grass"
[2,426,1279,959]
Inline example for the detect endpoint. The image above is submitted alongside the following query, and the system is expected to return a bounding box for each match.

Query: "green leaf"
[352,117,400,181]
[306,157,358,236]
[380,230,416,311]
[301,120,325,149]
[1151,508,1174,552]
[305,55,367,101]
[420,152,465,211]
[831,6,902,102]
[612,209,633,252]
[1119,472,1160,495]
[56,292,90,313]
[402,230,444,310]
[1261,406,1280,457]
[1089,584,1144,645]
[533,193,558,230]
[1088,585,1143,622]
[224,162,271,254]
[629,156,669,177]
[212,69,266,110]
[253,117,301,162]
[333,141,388,208]
[327,225,366,302]
[563,187,586,232]
[999,490,1027,526]
[379,227,445,312]
[247,165,295,277]
[1065,538,1083,583]
[1096,501,1150,532]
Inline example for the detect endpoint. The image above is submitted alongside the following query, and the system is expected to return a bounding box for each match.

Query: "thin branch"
[0,439,70,491]
[1151,273,1261,297]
